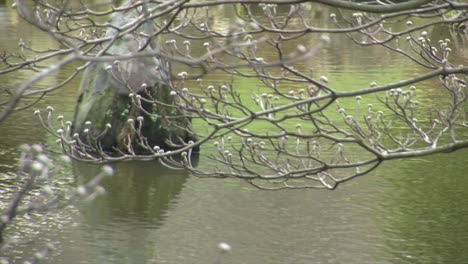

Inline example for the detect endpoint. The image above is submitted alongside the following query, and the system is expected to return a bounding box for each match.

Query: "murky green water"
[1,1,468,263]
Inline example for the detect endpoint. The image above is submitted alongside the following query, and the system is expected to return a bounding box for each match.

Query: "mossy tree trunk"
[73,1,195,154]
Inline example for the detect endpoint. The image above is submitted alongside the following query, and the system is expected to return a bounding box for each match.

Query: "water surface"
[1,2,467,264]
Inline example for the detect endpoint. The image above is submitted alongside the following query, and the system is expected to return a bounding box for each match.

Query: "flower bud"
[101,165,114,176]
[76,186,87,196]
[218,242,231,253]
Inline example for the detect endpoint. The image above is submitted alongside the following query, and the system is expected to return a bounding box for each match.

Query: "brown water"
[1,1,468,264]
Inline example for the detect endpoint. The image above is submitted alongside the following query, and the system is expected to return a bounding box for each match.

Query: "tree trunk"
[73,1,195,154]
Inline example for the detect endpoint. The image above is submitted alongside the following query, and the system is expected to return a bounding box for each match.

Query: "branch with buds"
[0,144,113,262]
[0,0,467,190]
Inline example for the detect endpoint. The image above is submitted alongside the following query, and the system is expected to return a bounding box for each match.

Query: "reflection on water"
[1,1,468,264]
[59,161,189,264]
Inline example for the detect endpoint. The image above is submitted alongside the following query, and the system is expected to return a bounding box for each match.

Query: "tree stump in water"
[73,2,196,154]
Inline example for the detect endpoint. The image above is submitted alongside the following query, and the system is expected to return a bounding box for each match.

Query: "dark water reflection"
[1,1,468,264]
[55,161,189,264]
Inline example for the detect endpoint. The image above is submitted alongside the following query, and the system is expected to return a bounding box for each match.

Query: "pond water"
[1,1,468,264]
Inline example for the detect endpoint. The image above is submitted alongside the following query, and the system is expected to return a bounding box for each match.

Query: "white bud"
[19,144,31,152]
[319,76,329,83]
[320,35,330,44]
[406,21,413,26]
[32,144,43,153]
[31,161,44,172]
[296,44,307,53]
[76,185,87,196]
[42,186,54,195]
[170,91,177,96]
[250,22,260,30]
[61,155,71,163]
[101,165,114,176]
[36,154,49,164]
[218,242,231,253]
